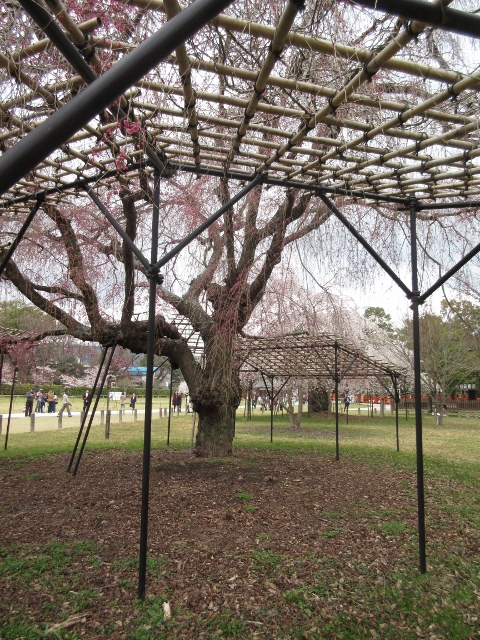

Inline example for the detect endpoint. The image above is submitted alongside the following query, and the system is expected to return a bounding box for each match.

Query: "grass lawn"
[0,408,478,639]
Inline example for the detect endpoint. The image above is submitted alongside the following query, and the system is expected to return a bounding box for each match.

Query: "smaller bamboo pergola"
[236,332,405,459]
[237,332,402,381]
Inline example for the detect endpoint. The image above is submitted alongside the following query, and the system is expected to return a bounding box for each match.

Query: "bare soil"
[0,448,477,639]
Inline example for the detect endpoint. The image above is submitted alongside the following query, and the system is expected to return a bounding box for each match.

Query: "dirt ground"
[0,447,477,639]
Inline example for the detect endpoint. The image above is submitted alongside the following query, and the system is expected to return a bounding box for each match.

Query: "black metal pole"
[167,366,173,446]
[1,162,409,210]
[19,0,172,178]
[317,192,412,297]
[177,165,409,205]
[138,168,161,601]
[349,0,480,38]
[335,342,339,461]
[0,0,235,197]
[0,197,43,277]
[418,239,480,304]
[409,196,427,574]
[4,367,17,450]
[72,343,116,476]
[394,376,400,452]
[67,344,109,472]
[85,188,152,273]
[155,173,266,270]
[270,376,274,443]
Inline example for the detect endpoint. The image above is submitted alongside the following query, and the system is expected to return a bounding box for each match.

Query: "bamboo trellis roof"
[236,333,405,381]
[1,0,480,211]
[0,326,36,347]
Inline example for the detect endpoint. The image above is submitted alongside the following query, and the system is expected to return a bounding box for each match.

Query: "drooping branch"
[0,256,91,338]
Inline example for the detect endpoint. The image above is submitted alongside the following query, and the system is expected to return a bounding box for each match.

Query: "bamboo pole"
[123,0,463,84]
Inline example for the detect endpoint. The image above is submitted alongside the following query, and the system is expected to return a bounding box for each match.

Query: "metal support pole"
[270,376,274,443]
[105,378,113,440]
[19,0,173,179]
[72,343,117,476]
[317,192,412,297]
[351,0,480,38]
[85,188,152,273]
[67,345,108,472]
[335,343,339,461]
[409,196,427,574]
[167,366,173,446]
[394,377,400,452]
[138,168,160,601]
[155,173,265,271]
[0,197,44,279]
[4,367,17,450]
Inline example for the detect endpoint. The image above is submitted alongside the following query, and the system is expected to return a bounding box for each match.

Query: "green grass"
[251,550,283,569]
[235,492,253,501]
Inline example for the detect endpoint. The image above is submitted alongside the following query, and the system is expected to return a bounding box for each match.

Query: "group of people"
[24,389,59,415]
[171,391,190,413]
[22,388,167,418]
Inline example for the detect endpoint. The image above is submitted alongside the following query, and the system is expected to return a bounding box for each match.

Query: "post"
[134,409,138,422]
[410,195,427,574]
[58,414,62,429]
[30,414,35,432]
[106,411,111,439]
[101,410,105,425]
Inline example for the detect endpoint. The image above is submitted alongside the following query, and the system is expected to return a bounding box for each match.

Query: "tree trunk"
[309,385,330,412]
[194,396,237,457]
[295,384,304,428]
[190,332,241,457]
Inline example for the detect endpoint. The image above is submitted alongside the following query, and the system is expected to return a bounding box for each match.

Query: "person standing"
[176,392,182,414]
[130,392,137,411]
[40,390,46,413]
[25,389,34,417]
[82,389,90,412]
[120,391,126,414]
[58,390,72,417]
[35,389,43,413]
[47,389,55,413]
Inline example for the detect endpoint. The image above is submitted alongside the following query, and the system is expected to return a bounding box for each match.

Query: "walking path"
[0,409,148,435]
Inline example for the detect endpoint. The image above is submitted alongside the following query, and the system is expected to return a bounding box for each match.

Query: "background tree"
[397,305,480,417]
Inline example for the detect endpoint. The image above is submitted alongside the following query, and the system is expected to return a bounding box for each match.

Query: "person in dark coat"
[25,389,34,417]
